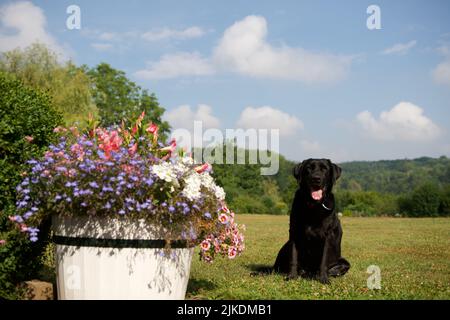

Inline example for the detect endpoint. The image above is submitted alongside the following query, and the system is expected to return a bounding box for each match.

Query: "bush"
[399,183,444,217]
[0,71,62,298]
[335,190,399,216]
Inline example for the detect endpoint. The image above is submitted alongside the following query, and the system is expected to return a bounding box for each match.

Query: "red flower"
[194,163,211,174]
[146,123,159,135]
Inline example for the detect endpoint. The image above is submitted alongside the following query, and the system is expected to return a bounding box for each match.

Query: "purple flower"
[17,200,28,208]
[104,202,112,209]
[89,181,99,188]
[183,207,190,214]
[118,209,125,215]
[66,197,72,203]
[144,178,153,186]
[169,206,175,213]
[204,212,212,219]
[13,215,24,223]
[24,211,33,219]
[30,236,38,242]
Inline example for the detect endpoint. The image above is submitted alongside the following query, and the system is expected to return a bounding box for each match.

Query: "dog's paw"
[318,274,330,284]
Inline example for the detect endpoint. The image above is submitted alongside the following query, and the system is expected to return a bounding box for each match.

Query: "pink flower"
[194,163,211,174]
[160,139,177,160]
[228,247,237,259]
[24,136,34,143]
[146,123,159,135]
[160,139,176,152]
[200,240,211,251]
[98,130,122,159]
[20,224,28,232]
[128,143,137,155]
[218,213,229,224]
[0,240,6,246]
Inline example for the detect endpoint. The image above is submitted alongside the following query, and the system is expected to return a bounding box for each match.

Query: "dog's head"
[293,159,341,202]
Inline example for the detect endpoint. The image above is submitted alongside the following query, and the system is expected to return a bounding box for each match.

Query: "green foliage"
[399,183,443,217]
[0,43,98,127]
[0,71,61,298]
[86,63,170,138]
[0,71,62,208]
[335,191,398,216]
[337,156,450,194]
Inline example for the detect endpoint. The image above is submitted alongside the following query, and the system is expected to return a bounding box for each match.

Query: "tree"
[86,63,170,138]
[0,43,98,127]
[399,183,441,217]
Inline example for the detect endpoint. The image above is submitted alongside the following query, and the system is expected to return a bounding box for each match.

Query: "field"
[187,215,450,299]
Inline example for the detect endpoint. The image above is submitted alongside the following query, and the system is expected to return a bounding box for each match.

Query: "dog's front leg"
[286,241,298,280]
[319,240,330,284]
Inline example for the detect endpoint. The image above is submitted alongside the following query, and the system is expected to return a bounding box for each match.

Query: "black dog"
[273,159,350,284]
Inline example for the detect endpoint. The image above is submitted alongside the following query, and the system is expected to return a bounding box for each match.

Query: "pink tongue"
[311,189,323,201]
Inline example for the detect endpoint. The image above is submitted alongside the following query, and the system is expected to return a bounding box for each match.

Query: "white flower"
[214,185,226,201]
[152,162,178,184]
[182,173,202,200]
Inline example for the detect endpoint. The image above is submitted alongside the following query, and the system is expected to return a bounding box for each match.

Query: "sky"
[1,0,450,162]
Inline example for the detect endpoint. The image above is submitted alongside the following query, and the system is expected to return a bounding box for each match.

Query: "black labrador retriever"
[273,158,350,284]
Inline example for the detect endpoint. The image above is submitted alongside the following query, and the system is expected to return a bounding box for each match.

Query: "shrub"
[398,183,442,217]
[0,71,62,298]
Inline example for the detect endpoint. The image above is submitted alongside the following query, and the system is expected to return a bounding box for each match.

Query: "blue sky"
[1,0,450,162]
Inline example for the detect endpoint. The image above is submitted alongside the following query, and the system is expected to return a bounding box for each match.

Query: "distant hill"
[210,146,450,216]
[336,156,450,194]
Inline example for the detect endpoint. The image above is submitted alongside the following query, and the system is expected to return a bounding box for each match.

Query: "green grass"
[187,215,450,300]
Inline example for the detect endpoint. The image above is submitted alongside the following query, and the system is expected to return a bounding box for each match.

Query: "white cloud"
[432,45,450,86]
[134,52,214,79]
[0,1,67,58]
[91,43,113,51]
[432,60,450,86]
[164,104,220,130]
[213,15,352,83]
[356,102,441,142]
[382,40,417,55]
[141,26,205,41]
[236,106,303,137]
[135,15,352,82]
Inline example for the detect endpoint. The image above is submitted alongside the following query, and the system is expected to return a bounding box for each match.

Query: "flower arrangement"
[11,112,245,262]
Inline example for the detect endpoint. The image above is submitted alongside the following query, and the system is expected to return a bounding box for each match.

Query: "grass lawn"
[187,215,450,300]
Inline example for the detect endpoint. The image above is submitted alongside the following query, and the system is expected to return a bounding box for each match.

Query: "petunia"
[200,240,211,251]
[218,213,229,224]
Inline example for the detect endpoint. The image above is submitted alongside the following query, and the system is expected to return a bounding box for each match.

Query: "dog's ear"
[329,160,342,184]
[293,161,305,183]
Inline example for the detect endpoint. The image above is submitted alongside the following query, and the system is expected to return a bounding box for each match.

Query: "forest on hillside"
[211,150,450,217]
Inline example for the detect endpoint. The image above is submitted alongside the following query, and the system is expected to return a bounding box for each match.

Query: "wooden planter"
[52,215,194,300]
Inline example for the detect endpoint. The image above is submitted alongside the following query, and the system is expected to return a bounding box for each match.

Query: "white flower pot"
[52,215,194,300]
